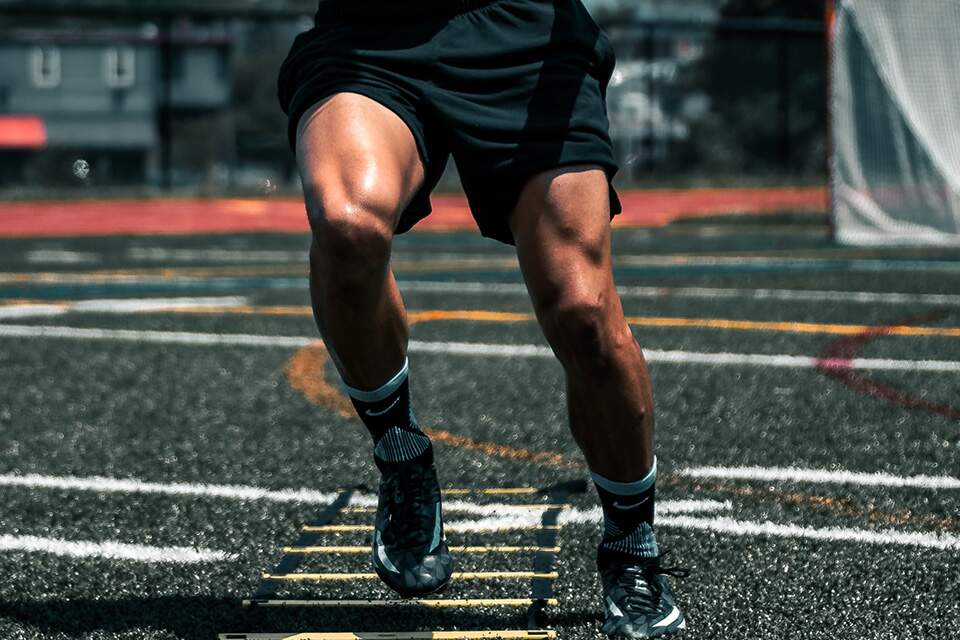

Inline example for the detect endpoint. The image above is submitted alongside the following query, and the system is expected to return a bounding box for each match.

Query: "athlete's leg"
[297,92,423,389]
[296,92,453,597]
[511,166,685,638]
[509,165,653,481]
[511,166,686,640]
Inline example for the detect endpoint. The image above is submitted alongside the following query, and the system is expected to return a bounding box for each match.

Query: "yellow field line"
[441,488,540,495]
[340,504,563,514]
[171,305,312,316]
[621,314,960,337]
[282,546,560,554]
[261,571,557,581]
[125,304,960,338]
[413,309,960,338]
[242,598,557,608]
[8,294,958,338]
[218,630,557,639]
[409,310,532,323]
[330,487,540,496]
[302,525,560,533]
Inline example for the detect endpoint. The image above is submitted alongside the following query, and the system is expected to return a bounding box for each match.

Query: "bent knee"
[303,177,400,262]
[540,292,634,373]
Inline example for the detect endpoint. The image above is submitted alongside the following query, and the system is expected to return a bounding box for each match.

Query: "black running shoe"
[598,549,689,638]
[371,449,453,597]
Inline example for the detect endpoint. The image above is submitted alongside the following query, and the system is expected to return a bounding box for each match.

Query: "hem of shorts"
[472,156,622,246]
[316,0,503,21]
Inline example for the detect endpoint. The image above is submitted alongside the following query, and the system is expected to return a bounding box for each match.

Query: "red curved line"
[815,311,960,420]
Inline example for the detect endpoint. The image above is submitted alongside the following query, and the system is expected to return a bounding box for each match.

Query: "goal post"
[830,0,960,245]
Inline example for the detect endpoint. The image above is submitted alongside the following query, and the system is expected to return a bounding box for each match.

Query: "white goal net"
[832,0,960,245]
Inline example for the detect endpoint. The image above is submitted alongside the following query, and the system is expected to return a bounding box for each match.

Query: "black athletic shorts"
[277,0,621,245]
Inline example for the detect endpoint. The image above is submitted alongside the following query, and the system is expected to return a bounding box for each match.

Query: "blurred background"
[0,0,827,198]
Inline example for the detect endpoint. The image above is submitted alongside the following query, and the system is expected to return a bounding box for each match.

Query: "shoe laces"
[382,462,437,548]
[611,551,689,613]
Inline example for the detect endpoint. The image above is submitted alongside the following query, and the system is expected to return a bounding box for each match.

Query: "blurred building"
[584,0,723,21]
[0,0,825,191]
[0,19,232,186]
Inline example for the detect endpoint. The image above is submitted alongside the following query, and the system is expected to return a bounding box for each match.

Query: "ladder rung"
[341,505,564,514]
[334,488,542,496]
[242,598,557,608]
[281,546,560,554]
[302,525,560,533]
[219,630,557,640]
[261,571,558,582]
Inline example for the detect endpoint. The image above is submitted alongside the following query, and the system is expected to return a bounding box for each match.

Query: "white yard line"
[0,324,312,347]
[6,469,952,505]
[557,501,732,523]
[1,472,954,550]
[612,256,960,272]
[644,350,960,372]
[0,473,342,504]
[121,249,496,263]
[0,297,247,320]
[442,509,960,550]
[0,304,67,319]
[2,325,958,372]
[421,342,960,373]
[410,341,554,358]
[680,466,960,490]
[0,534,232,563]
[657,515,960,551]
[69,296,248,312]
[398,280,960,307]
[0,472,729,515]
[441,501,731,531]
[26,250,101,265]
[126,248,305,263]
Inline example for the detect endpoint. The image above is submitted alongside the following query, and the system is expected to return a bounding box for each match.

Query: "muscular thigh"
[296,93,426,233]
[509,165,615,310]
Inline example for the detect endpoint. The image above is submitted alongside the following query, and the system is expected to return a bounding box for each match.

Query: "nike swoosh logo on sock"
[612,496,649,510]
[366,396,400,417]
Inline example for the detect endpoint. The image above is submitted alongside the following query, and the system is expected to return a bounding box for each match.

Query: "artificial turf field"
[0,212,958,639]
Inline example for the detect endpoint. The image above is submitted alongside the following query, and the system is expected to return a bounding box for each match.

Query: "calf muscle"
[296,93,424,389]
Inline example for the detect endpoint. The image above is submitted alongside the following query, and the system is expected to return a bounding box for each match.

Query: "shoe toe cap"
[376,544,453,596]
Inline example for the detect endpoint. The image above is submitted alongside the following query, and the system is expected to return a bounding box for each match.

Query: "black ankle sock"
[343,359,431,463]
[592,459,659,558]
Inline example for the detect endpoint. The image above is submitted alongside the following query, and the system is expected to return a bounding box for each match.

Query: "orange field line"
[162,305,960,338]
[284,342,581,469]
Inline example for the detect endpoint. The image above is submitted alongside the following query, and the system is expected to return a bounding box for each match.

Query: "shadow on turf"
[0,596,559,639]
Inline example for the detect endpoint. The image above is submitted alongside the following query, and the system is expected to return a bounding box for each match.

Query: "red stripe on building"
[0,115,47,149]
